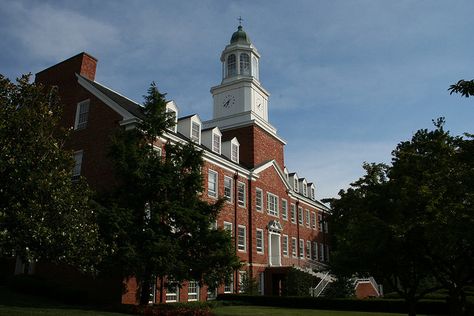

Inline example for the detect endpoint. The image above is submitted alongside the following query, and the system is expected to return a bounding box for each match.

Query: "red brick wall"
[222,125,284,169]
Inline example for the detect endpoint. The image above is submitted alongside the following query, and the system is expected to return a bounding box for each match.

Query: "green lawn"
[212,305,419,316]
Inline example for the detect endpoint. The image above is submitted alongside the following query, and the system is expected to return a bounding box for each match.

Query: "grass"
[212,305,422,316]
[0,286,127,316]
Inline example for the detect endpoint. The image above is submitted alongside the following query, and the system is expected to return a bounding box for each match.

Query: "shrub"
[117,302,214,316]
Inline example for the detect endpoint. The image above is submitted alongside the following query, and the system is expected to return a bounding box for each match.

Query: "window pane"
[224,176,232,202]
[256,189,263,212]
[208,170,217,197]
[238,182,245,207]
[240,53,250,75]
[227,54,236,77]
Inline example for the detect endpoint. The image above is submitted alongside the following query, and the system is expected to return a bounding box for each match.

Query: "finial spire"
[238,16,243,27]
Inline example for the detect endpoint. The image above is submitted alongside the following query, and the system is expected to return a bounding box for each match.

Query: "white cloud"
[3,1,120,60]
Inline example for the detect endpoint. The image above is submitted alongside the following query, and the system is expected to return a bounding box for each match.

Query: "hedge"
[217,294,452,315]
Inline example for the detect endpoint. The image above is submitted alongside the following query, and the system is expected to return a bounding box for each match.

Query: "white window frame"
[281,199,288,221]
[212,133,221,154]
[223,221,232,234]
[256,229,264,254]
[306,240,311,259]
[282,235,288,257]
[74,99,90,130]
[224,176,233,203]
[290,204,296,224]
[191,121,200,143]
[291,237,297,258]
[312,241,318,260]
[311,187,315,200]
[306,209,310,228]
[231,143,239,163]
[224,274,233,293]
[72,150,83,181]
[256,188,263,212]
[303,183,307,196]
[312,212,316,230]
[298,207,303,226]
[239,270,247,293]
[267,192,279,217]
[237,225,246,252]
[166,281,179,302]
[207,169,218,198]
[187,280,199,301]
[237,181,246,208]
[320,243,325,262]
[318,214,323,232]
[294,178,298,192]
[299,239,305,259]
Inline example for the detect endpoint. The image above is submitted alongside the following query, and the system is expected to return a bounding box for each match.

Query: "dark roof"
[201,126,218,132]
[230,26,251,44]
[78,74,145,119]
[177,114,197,121]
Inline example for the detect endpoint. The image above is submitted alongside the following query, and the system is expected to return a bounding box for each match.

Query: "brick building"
[35,25,331,303]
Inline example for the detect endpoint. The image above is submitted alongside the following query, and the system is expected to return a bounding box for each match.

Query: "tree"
[0,74,101,273]
[448,79,474,97]
[100,82,240,305]
[328,119,474,316]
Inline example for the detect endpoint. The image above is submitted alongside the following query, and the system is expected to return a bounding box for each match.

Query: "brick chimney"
[35,52,98,86]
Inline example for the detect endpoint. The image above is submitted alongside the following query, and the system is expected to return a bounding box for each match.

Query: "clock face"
[222,94,236,108]
[255,95,263,113]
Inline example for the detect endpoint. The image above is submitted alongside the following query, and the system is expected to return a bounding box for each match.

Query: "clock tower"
[204,25,286,168]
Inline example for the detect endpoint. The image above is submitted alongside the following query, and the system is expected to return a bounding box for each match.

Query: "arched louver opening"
[240,53,250,76]
[227,54,236,77]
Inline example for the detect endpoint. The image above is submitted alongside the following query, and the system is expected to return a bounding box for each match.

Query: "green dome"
[230,26,250,44]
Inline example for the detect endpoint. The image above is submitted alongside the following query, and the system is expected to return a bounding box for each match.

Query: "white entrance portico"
[267,220,282,266]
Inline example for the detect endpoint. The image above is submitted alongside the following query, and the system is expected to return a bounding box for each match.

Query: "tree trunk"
[139,274,152,305]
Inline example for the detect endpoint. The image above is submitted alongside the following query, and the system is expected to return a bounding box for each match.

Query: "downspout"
[247,175,253,284]
[233,171,239,293]
[296,199,300,266]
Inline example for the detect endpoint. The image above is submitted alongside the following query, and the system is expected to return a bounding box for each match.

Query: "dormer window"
[191,122,200,143]
[213,133,221,154]
[227,54,236,77]
[165,101,179,133]
[294,178,298,193]
[240,53,250,75]
[303,184,307,197]
[231,143,239,163]
[311,187,315,200]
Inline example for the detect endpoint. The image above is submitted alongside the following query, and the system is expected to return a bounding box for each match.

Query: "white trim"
[256,228,264,254]
[237,225,246,252]
[255,187,263,212]
[207,169,218,198]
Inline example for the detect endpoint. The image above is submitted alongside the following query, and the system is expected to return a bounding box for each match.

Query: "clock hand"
[224,99,230,107]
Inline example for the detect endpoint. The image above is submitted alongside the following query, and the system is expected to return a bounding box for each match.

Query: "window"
[72,150,83,181]
[191,122,200,143]
[324,221,329,234]
[311,187,315,200]
[306,241,311,259]
[258,272,264,295]
[312,241,318,260]
[223,221,232,234]
[74,99,90,130]
[239,271,247,293]
[294,178,298,192]
[237,182,245,207]
[303,184,307,196]
[267,193,279,217]
[231,143,239,163]
[240,53,250,75]
[312,212,316,230]
[188,281,199,301]
[212,134,221,153]
[207,170,218,198]
[318,214,323,232]
[256,229,264,253]
[166,281,179,302]
[238,225,246,252]
[252,56,259,80]
[282,235,288,257]
[207,288,217,301]
[224,275,233,293]
[227,54,236,77]
[291,238,297,258]
[290,204,296,224]
[224,176,233,202]
[299,239,304,259]
[320,243,325,262]
[298,207,303,225]
[306,209,310,228]
[256,188,263,212]
[281,199,288,221]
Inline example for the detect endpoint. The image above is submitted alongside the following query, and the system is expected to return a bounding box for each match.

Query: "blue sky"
[2,0,474,199]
